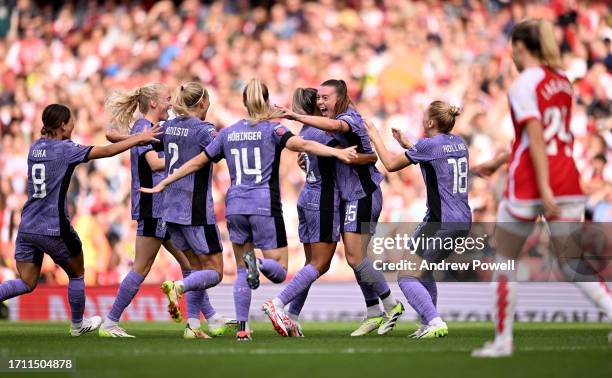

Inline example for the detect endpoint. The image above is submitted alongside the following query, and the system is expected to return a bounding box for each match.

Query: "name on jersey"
[227,131,262,142]
[541,79,573,101]
[442,144,466,153]
[165,127,189,137]
[32,149,47,158]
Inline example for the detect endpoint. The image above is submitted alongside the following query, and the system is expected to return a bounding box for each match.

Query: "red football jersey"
[504,66,583,204]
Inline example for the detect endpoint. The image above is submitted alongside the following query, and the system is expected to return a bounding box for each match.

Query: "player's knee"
[311,260,330,275]
[345,254,361,268]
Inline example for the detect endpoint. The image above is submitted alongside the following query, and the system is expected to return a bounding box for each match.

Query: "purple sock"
[278,264,319,305]
[201,291,216,319]
[234,267,251,322]
[259,258,287,284]
[68,276,86,324]
[354,269,379,307]
[288,283,311,317]
[181,269,204,320]
[354,257,391,297]
[422,280,438,307]
[398,276,439,324]
[186,291,203,320]
[182,269,220,292]
[0,279,31,301]
[107,270,145,322]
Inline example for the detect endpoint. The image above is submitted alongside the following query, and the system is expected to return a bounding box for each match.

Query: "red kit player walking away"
[471,19,612,358]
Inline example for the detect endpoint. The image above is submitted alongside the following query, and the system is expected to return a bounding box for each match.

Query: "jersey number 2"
[167,143,179,174]
[32,163,47,198]
[447,157,468,194]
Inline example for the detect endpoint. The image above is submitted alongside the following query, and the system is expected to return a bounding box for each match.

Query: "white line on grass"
[5,345,609,358]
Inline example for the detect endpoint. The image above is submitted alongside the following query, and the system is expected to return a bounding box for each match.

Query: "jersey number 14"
[230,147,262,185]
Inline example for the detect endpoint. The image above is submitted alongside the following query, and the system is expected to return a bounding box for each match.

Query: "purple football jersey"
[204,119,294,216]
[162,116,217,225]
[405,133,472,223]
[19,138,92,236]
[297,124,339,212]
[130,118,165,220]
[332,107,384,201]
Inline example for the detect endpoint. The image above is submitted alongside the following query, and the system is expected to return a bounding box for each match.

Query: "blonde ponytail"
[105,82,166,132]
[538,20,562,70]
[242,78,283,123]
[171,82,208,117]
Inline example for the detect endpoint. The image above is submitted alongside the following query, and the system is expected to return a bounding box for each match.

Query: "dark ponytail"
[41,104,71,136]
[320,79,353,118]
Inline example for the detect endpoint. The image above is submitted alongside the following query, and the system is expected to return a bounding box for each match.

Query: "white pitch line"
[4,345,609,358]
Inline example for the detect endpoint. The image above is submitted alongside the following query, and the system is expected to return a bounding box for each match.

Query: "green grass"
[0,322,610,378]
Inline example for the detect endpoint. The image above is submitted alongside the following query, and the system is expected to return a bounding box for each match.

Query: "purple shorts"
[297,206,340,244]
[15,229,82,265]
[340,188,382,235]
[136,218,170,240]
[226,214,287,250]
[166,222,222,255]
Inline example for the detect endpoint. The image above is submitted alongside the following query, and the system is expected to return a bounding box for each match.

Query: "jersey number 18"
[447,157,468,194]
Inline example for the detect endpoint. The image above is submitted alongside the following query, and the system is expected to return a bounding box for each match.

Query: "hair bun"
[449,106,462,117]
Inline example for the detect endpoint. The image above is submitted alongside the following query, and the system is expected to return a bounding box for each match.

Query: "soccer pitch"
[0,322,610,378]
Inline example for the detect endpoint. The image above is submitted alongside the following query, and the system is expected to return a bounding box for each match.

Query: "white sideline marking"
[8,345,609,357]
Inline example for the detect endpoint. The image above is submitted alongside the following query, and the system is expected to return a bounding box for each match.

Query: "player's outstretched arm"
[365,119,410,172]
[285,136,357,163]
[140,152,210,194]
[89,124,162,160]
[144,150,165,171]
[275,106,350,133]
[105,127,132,143]
[524,119,559,218]
[391,128,413,149]
[346,152,378,165]
[471,151,510,177]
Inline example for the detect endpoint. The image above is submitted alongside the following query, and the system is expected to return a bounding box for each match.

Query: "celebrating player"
[141,82,229,339]
[100,83,232,338]
[263,87,377,337]
[365,101,472,338]
[277,80,404,337]
[141,78,357,340]
[0,103,160,336]
[471,19,612,357]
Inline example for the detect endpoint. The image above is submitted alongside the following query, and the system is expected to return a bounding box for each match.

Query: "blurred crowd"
[0,0,610,286]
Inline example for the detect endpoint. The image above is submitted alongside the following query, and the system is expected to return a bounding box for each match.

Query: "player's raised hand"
[391,128,412,149]
[335,146,358,163]
[136,123,162,145]
[297,152,307,172]
[140,181,167,194]
[274,105,298,120]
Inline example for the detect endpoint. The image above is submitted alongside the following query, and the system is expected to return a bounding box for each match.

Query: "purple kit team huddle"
[0,77,470,341]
